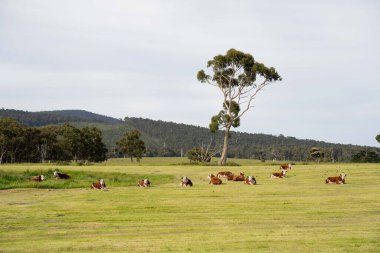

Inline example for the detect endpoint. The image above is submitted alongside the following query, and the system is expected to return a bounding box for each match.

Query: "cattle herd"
[26,164,348,189]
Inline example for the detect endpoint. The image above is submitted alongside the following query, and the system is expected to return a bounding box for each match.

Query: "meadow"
[0,158,379,252]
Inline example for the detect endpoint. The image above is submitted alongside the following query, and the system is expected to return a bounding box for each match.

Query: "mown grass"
[0,159,379,252]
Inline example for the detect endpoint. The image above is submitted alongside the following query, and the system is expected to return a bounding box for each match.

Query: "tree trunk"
[218,125,231,165]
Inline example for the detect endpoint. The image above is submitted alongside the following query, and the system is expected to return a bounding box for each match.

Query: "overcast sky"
[0,0,379,146]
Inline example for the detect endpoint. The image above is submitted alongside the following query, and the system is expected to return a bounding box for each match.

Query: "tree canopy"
[116,129,146,162]
[197,48,282,165]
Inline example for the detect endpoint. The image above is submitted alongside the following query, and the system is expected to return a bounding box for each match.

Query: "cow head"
[340,173,346,180]
[40,175,45,181]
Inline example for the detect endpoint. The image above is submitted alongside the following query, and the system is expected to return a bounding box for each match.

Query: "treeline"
[1,109,379,163]
[104,117,379,162]
[0,118,107,164]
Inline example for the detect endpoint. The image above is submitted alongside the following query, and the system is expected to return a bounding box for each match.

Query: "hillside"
[0,109,122,126]
[1,109,378,162]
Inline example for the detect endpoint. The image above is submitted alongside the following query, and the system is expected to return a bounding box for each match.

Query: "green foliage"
[197,48,281,165]
[116,129,146,162]
[351,150,380,163]
[186,147,212,163]
[2,110,380,163]
[0,119,107,163]
[376,134,380,143]
[309,147,324,162]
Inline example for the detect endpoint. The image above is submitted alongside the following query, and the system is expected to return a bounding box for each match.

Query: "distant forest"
[1,109,379,162]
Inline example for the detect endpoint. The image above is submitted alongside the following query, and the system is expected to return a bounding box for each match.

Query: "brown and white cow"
[138,179,150,187]
[53,171,71,179]
[271,170,286,179]
[91,179,106,189]
[217,171,233,179]
[29,175,45,182]
[180,176,193,187]
[280,163,292,170]
[245,175,257,185]
[208,174,222,185]
[325,173,346,184]
[232,172,245,181]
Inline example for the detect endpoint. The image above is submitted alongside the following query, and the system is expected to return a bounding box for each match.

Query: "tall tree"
[197,48,282,165]
[310,147,324,163]
[116,129,146,162]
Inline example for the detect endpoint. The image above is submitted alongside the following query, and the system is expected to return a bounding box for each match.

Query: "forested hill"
[1,109,378,162]
[0,109,122,126]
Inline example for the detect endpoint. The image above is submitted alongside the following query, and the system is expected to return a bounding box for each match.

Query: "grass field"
[0,158,379,252]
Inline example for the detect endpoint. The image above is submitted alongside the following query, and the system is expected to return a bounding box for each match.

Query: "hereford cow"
[91,179,106,189]
[245,175,257,185]
[29,175,45,182]
[217,171,233,179]
[280,163,292,170]
[53,171,71,179]
[180,176,193,187]
[271,170,286,179]
[232,172,245,181]
[208,174,222,185]
[138,179,150,187]
[325,173,346,184]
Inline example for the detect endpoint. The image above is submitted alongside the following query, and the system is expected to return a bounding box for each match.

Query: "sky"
[0,0,379,147]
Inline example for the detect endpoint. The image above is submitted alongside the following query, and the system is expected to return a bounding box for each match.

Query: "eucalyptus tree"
[197,49,282,165]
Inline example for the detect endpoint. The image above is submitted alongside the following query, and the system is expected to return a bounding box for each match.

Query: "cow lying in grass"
[271,170,286,179]
[138,179,150,187]
[208,174,222,185]
[91,179,106,189]
[29,175,45,182]
[232,172,245,181]
[245,175,257,185]
[325,173,346,184]
[280,163,292,170]
[217,171,233,179]
[53,171,71,179]
[180,176,193,187]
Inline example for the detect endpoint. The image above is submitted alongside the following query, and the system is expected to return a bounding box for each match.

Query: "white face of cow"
[100,179,104,185]
[53,171,58,177]
[144,179,148,185]
[340,173,346,180]
[288,164,292,169]
[41,175,45,181]
[248,176,252,181]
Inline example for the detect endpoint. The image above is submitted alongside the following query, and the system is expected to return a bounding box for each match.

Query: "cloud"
[0,0,379,146]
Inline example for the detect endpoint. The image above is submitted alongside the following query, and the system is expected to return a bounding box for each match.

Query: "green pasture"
[0,158,379,252]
